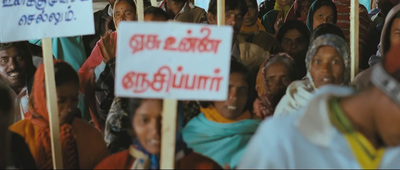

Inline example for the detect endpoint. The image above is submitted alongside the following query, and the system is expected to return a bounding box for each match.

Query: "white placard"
[115,22,233,100]
[0,0,94,42]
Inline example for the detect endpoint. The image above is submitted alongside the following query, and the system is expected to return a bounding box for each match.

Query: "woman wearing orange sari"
[9,60,108,169]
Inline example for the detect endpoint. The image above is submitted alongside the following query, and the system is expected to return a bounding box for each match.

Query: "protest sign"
[115,22,233,100]
[0,0,94,42]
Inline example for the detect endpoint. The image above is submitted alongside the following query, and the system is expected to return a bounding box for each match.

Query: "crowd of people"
[2,0,400,169]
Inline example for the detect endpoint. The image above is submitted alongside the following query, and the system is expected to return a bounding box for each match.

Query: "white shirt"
[238,85,400,169]
[8,86,29,123]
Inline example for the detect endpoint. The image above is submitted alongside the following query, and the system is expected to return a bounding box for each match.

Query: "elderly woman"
[306,0,337,31]
[9,60,109,169]
[274,34,350,115]
[79,0,138,132]
[254,53,296,119]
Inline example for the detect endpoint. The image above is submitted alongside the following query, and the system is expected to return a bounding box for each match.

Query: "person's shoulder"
[94,150,131,169]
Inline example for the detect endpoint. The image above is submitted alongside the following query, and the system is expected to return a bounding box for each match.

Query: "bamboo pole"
[137,0,144,22]
[42,38,63,169]
[350,0,360,81]
[160,99,178,169]
[217,0,225,26]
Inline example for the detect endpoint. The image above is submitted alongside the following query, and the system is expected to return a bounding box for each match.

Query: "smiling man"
[0,42,35,122]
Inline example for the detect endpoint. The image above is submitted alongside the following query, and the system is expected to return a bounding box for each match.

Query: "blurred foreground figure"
[238,43,400,169]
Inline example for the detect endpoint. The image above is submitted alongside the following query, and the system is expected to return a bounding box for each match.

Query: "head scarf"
[26,60,79,169]
[371,42,400,106]
[255,53,295,118]
[305,34,350,89]
[113,0,137,29]
[274,0,294,18]
[381,4,400,56]
[306,0,337,31]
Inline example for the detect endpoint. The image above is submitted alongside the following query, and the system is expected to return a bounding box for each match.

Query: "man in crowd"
[0,42,35,123]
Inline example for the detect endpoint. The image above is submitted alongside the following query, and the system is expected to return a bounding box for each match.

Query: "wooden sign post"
[42,38,63,169]
[350,0,360,81]
[137,0,144,22]
[217,0,225,26]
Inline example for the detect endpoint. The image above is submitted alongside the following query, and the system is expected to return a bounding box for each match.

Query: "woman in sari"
[9,60,108,169]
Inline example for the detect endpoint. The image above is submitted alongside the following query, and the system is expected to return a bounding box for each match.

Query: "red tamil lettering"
[122,71,136,89]
[164,37,177,51]
[152,66,172,92]
[184,75,197,90]
[130,34,145,54]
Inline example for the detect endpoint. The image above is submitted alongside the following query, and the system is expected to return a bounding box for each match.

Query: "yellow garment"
[328,98,385,169]
[274,1,292,18]
[201,105,252,123]
[240,19,266,33]
[9,119,39,159]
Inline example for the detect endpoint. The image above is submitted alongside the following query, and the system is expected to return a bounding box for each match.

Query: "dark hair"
[200,59,256,113]
[208,0,248,16]
[306,0,337,31]
[247,0,258,9]
[54,62,79,87]
[144,6,169,20]
[310,23,345,42]
[122,98,162,125]
[276,20,310,44]
[0,41,34,71]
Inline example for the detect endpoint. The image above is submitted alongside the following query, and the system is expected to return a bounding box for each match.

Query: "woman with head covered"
[253,53,296,119]
[9,60,109,169]
[274,34,350,115]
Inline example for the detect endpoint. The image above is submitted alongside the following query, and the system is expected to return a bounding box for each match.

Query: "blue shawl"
[182,113,260,168]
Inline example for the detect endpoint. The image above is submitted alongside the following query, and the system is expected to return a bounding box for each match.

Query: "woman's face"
[312,5,334,30]
[132,99,162,154]
[214,72,248,120]
[277,0,294,6]
[309,46,345,88]
[243,0,258,26]
[56,82,79,125]
[114,0,136,27]
[300,0,312,18]
[281,29,308,59]
[265,61,293,97]
[390,18,400,49]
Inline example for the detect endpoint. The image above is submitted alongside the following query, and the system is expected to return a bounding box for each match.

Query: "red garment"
[95,150,222,169]
[78,31,117,132]
[334,0,373,69]
[24,60,78,169]
[95,150,134,169]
